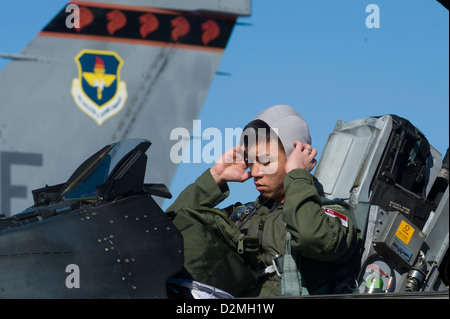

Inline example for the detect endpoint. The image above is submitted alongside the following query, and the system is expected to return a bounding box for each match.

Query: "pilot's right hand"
[210,145,251,186]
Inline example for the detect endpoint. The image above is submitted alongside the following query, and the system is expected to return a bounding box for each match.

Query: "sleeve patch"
[324,208,348,228]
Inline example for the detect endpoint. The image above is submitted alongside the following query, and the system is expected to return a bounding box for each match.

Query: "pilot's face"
[246,139,286,202]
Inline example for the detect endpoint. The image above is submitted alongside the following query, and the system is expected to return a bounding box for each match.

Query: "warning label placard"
[396,220,415,245]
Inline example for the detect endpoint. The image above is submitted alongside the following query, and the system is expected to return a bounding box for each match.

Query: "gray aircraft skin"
[0,0,448,299]
[0,0,250,216]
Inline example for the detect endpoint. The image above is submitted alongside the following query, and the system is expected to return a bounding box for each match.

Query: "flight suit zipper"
[257,219,265,245]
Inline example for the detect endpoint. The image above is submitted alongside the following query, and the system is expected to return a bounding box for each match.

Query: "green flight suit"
[167,168,359,297]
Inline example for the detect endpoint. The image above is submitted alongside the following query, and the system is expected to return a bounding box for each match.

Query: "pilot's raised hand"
[285,141,317,173]
[210,145,251,186]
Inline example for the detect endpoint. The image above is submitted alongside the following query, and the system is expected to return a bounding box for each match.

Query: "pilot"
[167,104,359,297]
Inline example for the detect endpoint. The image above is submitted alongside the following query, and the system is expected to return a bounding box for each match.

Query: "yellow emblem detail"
[82,56,117,100]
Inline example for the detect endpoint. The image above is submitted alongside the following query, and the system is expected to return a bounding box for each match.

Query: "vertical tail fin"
[0,0,250,215]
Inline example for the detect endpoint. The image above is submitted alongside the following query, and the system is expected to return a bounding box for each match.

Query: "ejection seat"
[314,114,448,294]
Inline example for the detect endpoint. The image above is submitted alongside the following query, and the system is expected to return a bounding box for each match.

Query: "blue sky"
[1,0,448,210]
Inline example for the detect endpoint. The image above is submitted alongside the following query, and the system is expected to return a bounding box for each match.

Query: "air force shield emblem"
[71,49,127,125]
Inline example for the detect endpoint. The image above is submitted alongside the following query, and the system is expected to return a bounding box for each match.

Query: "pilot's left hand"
[285,141,317,173]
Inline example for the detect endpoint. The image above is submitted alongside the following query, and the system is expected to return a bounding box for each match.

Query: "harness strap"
[259,255,283,278]
[281,232,309,296]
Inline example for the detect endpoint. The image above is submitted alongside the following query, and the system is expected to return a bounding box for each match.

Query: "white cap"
[253,104,311,157]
